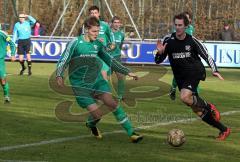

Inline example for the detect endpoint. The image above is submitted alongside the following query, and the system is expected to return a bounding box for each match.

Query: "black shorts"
[17,39,31,55]
[175,77,200,93]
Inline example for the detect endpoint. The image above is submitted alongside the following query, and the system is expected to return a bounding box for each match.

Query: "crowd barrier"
[6,36,240,67]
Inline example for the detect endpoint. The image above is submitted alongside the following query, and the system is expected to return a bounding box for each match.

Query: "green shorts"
[0,59,6,79]
[73,79,111,108]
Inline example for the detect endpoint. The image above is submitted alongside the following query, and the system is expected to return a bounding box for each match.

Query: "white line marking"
[6,74,14,76]
[0,159,47,162]
[0,110,239,152]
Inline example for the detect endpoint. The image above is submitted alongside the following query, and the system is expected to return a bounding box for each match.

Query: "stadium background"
[0,0,240,40]
[0,1,240,161]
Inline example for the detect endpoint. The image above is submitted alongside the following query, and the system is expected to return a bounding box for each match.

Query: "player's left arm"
[98,45,138,79]
[7,36,16,61]
[0,31,16,61]
[106,24,116,50]
[192,36,224,80]
[119,32,125,49]
[6,36,16,57]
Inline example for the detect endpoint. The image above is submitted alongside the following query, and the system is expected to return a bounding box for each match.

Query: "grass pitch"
[0,62,239,162]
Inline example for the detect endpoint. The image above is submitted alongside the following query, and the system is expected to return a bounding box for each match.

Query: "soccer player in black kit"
[154,13,230,140]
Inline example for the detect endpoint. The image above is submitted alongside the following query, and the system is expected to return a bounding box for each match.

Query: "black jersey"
[155,33,218,81]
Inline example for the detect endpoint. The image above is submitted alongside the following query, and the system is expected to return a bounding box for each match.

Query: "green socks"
[2,82,9,97]
[86,105,134,137]
[113,105,134,136]
[117,79,125,99]
[171,78,177,89]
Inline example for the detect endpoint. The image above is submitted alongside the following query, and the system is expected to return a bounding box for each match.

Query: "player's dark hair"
[111,16,121,23]
[88,5,99,13]
[84,16,100,29]
[182,11,192,19]
[174,13,189,26]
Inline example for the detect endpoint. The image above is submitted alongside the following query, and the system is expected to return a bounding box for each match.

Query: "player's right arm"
[154,39,168,64]
[26,15,37,25]
[56,38,78,86]
[12,24,18,44]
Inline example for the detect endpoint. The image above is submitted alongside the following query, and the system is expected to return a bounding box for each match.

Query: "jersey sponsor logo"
[93,45,98,50]
[6,36,11,42]
[172,52,191,59]
[185,45,191,51]
[88,50,98,53]
[79,54,97,57]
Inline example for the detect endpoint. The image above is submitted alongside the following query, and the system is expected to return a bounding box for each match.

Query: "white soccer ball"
[167,129,186,147]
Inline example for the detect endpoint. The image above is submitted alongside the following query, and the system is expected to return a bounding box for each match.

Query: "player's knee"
[191,107,202,115]
[101,71,108,80]
[0,79,6,85]
[180,93,192,106]
[107,100,118,111]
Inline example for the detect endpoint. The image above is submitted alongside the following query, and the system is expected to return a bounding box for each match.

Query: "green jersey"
[185,24,194,35]
[172,24,195,36]
[98,21,115,46]
[111,30,125,57]
[56,35,130,87]
[0,30,16,59]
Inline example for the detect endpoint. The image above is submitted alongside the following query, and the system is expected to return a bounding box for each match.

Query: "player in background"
[169,11,195,100]
[56,17,143,143]
[12,13,36,76]
[0,30,16,103]
[110,16,126,100]
[85,5,115,80]
[154,13,230,140]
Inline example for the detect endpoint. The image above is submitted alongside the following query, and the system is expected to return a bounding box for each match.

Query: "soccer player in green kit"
[169,11,195,100]
[87,5,115,80]
[56,17,143,143]
[0,30,16,103]
[110,16,126,100]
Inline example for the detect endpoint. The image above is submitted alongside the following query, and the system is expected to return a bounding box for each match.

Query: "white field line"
[6,74,14,76]
[0,160,48,162]
[0,110,239,152]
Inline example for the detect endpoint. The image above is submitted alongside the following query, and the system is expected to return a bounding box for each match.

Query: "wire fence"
[0,0,240,40]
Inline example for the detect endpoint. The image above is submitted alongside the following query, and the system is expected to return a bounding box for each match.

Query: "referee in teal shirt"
[13,13,36,76]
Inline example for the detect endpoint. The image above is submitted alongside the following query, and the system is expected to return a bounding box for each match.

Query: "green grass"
[0,62,240,162]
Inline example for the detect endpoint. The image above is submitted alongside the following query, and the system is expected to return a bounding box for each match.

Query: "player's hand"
[10,56,16,62]
[128,72,138,80]
[56,76,64,87]
[212,72,224,80]
[98,38,104,43]
[109,43,116,50]
[156,39,167,54]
